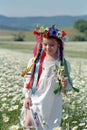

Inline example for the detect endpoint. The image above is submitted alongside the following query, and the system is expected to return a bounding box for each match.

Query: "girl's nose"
[47,45,50,49]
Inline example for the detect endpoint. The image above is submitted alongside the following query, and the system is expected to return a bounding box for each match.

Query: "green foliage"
[84,30,87,41]
[74,19,87,32]
[14,32,25,41]
[71,35,85,41]
[73,19,87,41]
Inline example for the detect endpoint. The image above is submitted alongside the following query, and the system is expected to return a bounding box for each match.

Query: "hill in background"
[0,15,87,31]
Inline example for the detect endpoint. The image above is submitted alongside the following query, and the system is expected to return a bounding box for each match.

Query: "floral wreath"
[33,25,67,41]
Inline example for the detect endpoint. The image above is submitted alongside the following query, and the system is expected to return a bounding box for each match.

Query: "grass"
[0,41,87,59]
[63,28,83,39]
[0,29,36,41]
[64,42,87,58]
[0,41,35,53]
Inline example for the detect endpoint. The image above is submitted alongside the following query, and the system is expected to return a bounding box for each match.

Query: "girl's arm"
[22,58,34,109]
[23,72,32,109]
[23,72,32,98]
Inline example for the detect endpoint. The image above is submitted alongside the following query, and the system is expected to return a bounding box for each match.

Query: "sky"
[0,0,87,17]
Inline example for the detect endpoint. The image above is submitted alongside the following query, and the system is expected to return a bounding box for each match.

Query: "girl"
[21,25,72,130]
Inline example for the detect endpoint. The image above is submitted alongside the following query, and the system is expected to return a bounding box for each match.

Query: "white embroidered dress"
[21,58,72,130]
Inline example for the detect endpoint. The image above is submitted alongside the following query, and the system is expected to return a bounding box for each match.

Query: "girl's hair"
[48,36,64,66]
[29,36,64,88]
[29,42,43,88]
[56,38,64,66]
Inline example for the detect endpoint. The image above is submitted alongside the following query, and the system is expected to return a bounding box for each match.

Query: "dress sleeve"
[22,58,34,98]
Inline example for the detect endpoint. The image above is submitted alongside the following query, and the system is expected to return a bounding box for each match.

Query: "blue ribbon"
[31,51,43,94]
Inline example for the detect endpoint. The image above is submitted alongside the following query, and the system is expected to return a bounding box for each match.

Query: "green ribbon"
[64,59,79,93]
[54,84,62,94]
[54,59,79,94]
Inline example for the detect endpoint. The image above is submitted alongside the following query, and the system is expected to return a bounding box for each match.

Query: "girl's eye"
[43,43,47,46]
[43,43,55,47]
[50,44,54,47]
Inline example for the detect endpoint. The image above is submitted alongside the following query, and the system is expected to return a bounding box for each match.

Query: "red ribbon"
[26,51,46,91]
[36,51,46,90]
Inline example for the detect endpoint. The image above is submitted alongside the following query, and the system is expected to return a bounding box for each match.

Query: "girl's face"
[42,38,60,57]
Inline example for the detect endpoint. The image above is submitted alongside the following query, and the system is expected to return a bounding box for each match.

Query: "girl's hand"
[61,79,67,88]
[24,98,32,110]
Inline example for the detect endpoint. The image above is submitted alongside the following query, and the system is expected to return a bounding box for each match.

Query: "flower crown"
[33,25,67,41]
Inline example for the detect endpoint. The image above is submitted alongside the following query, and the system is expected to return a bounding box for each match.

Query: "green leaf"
[72,87,80,92]
[54,85,62,94]
[52,24,56,29]
[40,26,45,33]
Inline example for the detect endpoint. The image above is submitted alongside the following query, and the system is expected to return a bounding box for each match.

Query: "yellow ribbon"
[21,57,36,77]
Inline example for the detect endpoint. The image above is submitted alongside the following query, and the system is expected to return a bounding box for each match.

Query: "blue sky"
[0,0,87,17]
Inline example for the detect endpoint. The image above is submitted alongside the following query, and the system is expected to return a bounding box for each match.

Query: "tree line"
[72,19,87,41]
[14,19,87,41]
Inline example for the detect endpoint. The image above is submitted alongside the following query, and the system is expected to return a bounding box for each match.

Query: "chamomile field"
[0,41,87,130]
